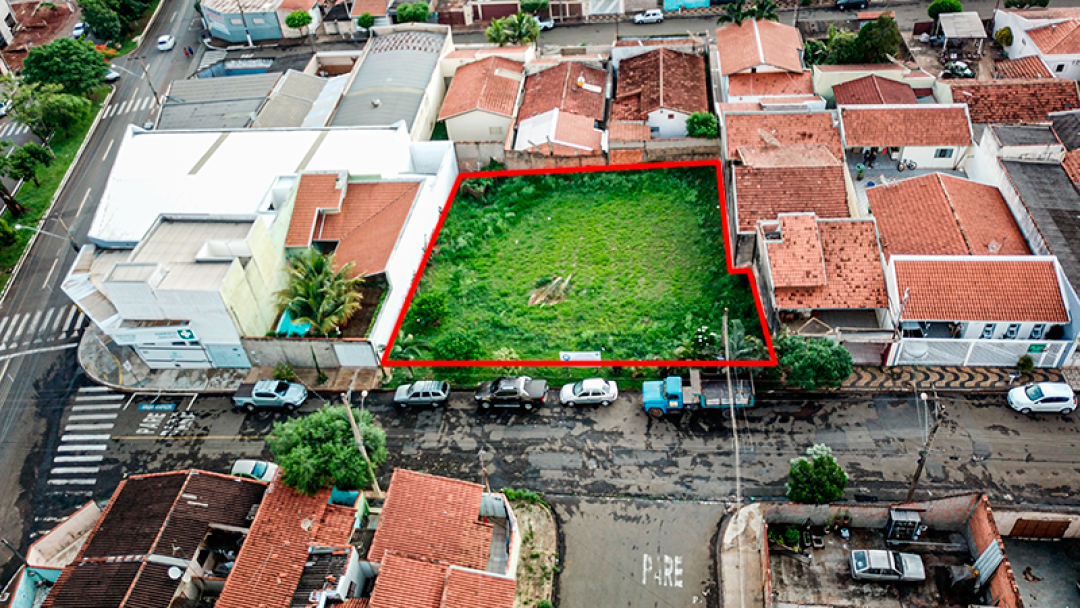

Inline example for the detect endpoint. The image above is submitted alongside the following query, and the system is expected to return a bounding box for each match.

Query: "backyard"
[393,165,765,368]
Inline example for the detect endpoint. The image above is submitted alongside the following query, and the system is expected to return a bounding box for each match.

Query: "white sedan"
[1007,382,1077,415]
[230,459,279,482]
[157,34,176,51]
[559,378,618,407]
[850,549,925,582]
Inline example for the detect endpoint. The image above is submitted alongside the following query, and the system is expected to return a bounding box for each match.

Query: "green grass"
[0,85,109,291]
[430,121,448,141]
[397,167,761,370]
[116,0,164,56]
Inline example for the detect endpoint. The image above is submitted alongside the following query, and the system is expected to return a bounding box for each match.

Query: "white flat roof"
[940,12,987,39]
[89,124,422,247]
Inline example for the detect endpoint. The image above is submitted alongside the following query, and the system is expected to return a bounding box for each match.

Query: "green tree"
[824,27,862,65]
[927,0,962,21]
[266,405,388,496]
[388,333,429,379]
[750,0,779,22]
[356,11,376,35]
[81,0,123,41]
[0,218,15,247]
[109,0,153,24]
[855,15,902,63]
[490,12,540,45]
[396,1,429,22]
[433,331,485,360]
[3,142,53,187]
[686,111,718,138]
[1,78,92,142]
[278,249,364,336]
[994,26,1013,47]
[285,10,315,52]
[786,444,848,504]
[21,38,108,96]
[717,0,752,26]
[486,19,511,45]
[521,0,549,12]
[777,335,853,390]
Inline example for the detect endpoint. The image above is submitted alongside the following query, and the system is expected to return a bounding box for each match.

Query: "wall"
[647,108,690,138]
[764,493,980,531]
[995,508,1080,538]
[243,336,341,367]
[27,501,102,568]
[204,6,282,42]
[812,66,933,103]
[220,220,285,339]
[411,29,455,142]
[454,140,507,171]
[899,145,967,170]
[969,496,1023,608]
[994,10,1045,61]
[446,110,513,142]
[1040,53,1080,79]
[0,0,16,48]
[277,3,321,39]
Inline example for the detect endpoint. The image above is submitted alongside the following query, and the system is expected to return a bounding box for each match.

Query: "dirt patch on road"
[512,499,558,608]
[4,1,80,71]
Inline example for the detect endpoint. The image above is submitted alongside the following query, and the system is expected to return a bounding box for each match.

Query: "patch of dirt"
[512,500,558,608]
[4,1,80,72]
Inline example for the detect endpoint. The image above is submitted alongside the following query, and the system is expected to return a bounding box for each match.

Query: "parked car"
[474,376,548,410]
[71,22,86,38]
[835,0,869,9]
[157,34,176,51]
[849,550,926,582]
[232,380,308,411]
[533,15,555,30]
[633,9,664,23]
[105,69,121,82]
[230,459,279,482]
[1007,382,1077,415]
[0,100,11,118]
[560,378,618,407]
[394,380,451,408]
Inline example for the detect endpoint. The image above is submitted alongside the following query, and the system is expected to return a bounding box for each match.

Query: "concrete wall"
[446,110,514,142]
[898,145,968,170]
[243,336,341,367]
[764,493,980,531]
[0,0,17,49]
[970,496,1023,608]
[204,6,283,42]
[453,137,721,171]
[995,508,1080,538]
[647,108,690,138]
[221,219,286,339]
[411,27,455,142]
[454,141,507,171]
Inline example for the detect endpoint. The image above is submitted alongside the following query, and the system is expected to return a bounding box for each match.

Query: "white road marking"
[63,423,114,431]
[76,188,92,218]
[60,434,111,442]
[68,413,118,421]
[78,385,112,393]
[0,124,12,138]
[118,99,132,114]
[23,310,41,344]
[61,306,78,338]
[57,444,107,452]
[35,308,54,341]
[50,466,100,475]
[42,260,58,290]
[54,455,104,463]
[102,139,113,161]
[46,479,96,486]
[73,404,122,412]
[74,393,125,402]
[0,342,77,361]
[0,317,10,343]
[11,313,28,340]
[74,311,86,328]
[104,105,116,118]
[50,307,65,333]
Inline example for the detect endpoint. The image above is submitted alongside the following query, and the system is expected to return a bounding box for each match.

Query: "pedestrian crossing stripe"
[0,122,30,139]
[102,96,156,119]
[0,304,86,351]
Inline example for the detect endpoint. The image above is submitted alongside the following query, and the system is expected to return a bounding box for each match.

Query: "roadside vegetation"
[80,0,160,54]
[396,166,764,377]
[804,16,902,65]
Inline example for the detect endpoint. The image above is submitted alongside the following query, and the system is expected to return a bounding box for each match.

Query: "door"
[1010,519,1070,538]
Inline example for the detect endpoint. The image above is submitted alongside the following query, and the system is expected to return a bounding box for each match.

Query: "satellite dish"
[758,128,782,148]
[301,518,313,531]
[168,567,182,580]
[988,240,1002,254]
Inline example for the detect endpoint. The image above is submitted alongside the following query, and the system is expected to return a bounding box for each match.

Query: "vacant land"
[397,166,763,363]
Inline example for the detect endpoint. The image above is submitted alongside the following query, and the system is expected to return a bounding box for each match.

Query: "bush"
[1005,0,1049,7]
[686,111,718,139]
[273,362,296,381]
[409,292,448,327]
[433,331,485,360]
[537,601,554,608]
[521,0,549,12]
[1017,354,1035,374]
[786,444,848,504]
[777,335,853,390]
[0,219,14,247]
[995,26,1013,47]
[396,1,429,22]
[503,487,548,507]
[782,527,801,547]
[928,0,962,21]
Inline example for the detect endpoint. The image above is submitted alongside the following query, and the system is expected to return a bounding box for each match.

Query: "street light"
[344,388,383,497]
[905,391,944,503]
[14,222,79,253]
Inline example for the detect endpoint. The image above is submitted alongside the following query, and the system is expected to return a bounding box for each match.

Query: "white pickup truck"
[232,380,308,412]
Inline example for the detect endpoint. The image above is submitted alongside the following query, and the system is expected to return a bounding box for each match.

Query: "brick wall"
[970,496,1024,608]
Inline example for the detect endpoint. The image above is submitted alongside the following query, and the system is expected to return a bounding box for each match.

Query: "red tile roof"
[613,48,708,118]
[856,10,893,19]
[949,79,1080,124]
[765,214,888,310]
[995,55,1053,79]
[608,120,651,141]
[1006,7,1080,18]
[1063,148,1080,184]
[725,112,843,160]
[614,37,697,47]
[725,72,814,98]
[734,144,849,232]
[443,566,518,608]
[715,19,803,75]
[894,258,1069,322]
[841,105,972,147]
[438,57,524,121]
[369,553,449,608]
[216,482,356,608]
[287,173,344,247]
[833,75,918,105]
[518,62,606,121]
[350,0,387,16]
[867,173,1031,257]
[368,469,492,570]
[814,63,906,72]
[1028,19,1080,55]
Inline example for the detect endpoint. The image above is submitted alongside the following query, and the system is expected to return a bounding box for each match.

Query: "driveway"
[553,496,723,608]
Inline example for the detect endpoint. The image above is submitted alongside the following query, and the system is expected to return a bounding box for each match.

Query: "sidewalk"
[842,366,1067,392]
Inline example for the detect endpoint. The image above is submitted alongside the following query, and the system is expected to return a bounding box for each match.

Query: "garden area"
[391,165,767,379]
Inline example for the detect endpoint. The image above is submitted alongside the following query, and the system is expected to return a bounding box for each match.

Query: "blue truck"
[643,369,753,418]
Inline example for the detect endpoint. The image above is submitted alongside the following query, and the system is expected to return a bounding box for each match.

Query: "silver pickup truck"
[232,380,308,412]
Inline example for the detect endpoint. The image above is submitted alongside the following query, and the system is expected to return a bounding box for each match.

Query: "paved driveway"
[553,496,723,608]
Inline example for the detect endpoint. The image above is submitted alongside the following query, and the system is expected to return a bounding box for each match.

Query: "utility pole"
[135,57,163,108]
[1,538,27,566]
[344,389,383,498]
[905,390,943,503]
[724,308,742,507]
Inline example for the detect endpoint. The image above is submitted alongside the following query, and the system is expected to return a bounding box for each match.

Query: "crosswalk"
[102,95,156,120]
[0,304,86,352]
[0,121,30,140]
[48,387,124,491]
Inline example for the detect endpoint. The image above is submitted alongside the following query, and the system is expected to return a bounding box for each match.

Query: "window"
[252,17,265,24]
[1058,64,1066,73]
[1031,323,1046,340]
[981,324,995,339]
[934,148,953,159]
[668,113,675,119]
[650,126,660,135]
[230,17,243,24]
[1006,323,1020,339]
[489,126,503,135]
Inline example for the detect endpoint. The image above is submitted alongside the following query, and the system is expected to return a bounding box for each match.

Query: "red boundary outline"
[381,159,778,368]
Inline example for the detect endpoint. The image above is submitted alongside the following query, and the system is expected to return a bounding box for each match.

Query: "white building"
[994,8,1080,79]
[839,105,974,170]
[612,47,708,139]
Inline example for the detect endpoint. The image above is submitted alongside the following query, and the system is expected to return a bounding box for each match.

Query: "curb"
[134,0,171,52]
[0,86,116,311]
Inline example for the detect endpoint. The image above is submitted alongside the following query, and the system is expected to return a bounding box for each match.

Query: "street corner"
[552,496,723,608]
[109,392,246,440]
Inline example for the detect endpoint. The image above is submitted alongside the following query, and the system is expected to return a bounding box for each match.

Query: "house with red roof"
[810,63,935,104]
[840,104,974,170]
[714,20,826,110]
[994,8,1080,79]
[612,47,708,138]
[942,78,1080,125]
[833,75,918,106]
[509,60,609,156]
[438,57,525,142]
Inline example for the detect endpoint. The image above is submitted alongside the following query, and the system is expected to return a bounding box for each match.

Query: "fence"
[242,337,379,369]
[889,338,1074,368]
[453,138,722,172]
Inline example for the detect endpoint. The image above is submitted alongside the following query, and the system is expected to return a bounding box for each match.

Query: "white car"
[231,459,279,482]
[71,22,86,38]
[157,34,176,51]
[633,9,663,23]
[533,15,554,30]
[850,549,925,582]
[559,378,618,407]
[1007,382,1077,415]
[105,69,120,82]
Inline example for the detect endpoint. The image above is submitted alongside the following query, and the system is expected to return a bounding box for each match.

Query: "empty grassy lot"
[398,166,762,363]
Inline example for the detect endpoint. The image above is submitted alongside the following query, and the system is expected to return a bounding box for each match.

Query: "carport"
[938,12,987,56]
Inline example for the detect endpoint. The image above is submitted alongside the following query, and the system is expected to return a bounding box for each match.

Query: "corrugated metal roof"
[166,73,280,103]
[251,70,332,128]
[158,99,265,130]
[330,31,444,128]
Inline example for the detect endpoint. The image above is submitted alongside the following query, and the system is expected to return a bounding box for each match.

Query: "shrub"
[928,0,962,21]
[686,111,718,139]
[995,26,1013,47]
[0,219,14,247]
[396,1,429,22]
[786,444,848,504]
[1017,354,1035,374]
[433,331,485,361]
[409,292,448,327]
[538,601,554,608]
[782,527,801,547]
[273,362,296,381]
[777,335,853,390]
[503,487,549,506]
[521,0,549,12]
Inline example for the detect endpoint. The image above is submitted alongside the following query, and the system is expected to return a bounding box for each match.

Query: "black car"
[836,0,869,9]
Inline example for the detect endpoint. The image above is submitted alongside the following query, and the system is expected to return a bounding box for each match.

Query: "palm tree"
[389,333,429,378]
[751,0,779,22]
[727,319,768,361]
[717,0,751,26]
[504,11,541,44]
[278,249,364,337]
[485,20,510,45]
